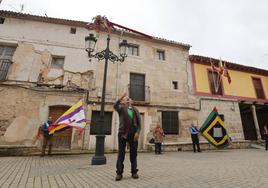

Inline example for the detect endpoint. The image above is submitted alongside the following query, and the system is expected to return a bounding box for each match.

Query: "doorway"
[256,105,268,139]
[239,104,257,140]
[49,105,72,149]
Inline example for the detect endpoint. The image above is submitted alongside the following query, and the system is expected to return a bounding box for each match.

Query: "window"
[129,73,145,101]
[0,45,16,81]
[0,17,5,24]
[70,27,76,34]
[162,111,179,135]
[128,44,139,56]
[51,56,64,69]
[172,81,178,90]
[208,71,223,95]
[0,46,16,60]
[252,77,265,99]
[90,111,113,135]
[157,50,165,60]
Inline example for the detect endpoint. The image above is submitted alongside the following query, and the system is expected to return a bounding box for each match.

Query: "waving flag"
[199,107,229,148]
[48,100,87,135]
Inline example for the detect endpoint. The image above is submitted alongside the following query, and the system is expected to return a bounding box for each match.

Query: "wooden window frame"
[128,44,139,56]
[251,76,266,99]
[157,50,165,61]
[70,27,76,34]
[207,69,224,96]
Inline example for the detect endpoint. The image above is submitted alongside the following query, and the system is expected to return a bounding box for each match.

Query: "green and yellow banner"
[200,108,229,148]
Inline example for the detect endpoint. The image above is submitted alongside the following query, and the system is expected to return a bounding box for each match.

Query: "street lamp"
[85,33,128,165]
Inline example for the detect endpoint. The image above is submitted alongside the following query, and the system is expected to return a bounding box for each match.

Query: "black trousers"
[191,135,200,152]
[116,133,138,175]
[155,143,162,154]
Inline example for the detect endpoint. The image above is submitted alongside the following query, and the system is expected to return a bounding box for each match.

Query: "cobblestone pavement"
[0,149,268,188]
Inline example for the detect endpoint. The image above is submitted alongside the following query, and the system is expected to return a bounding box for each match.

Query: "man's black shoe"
[132,173,139,179]
[115,174,123,181]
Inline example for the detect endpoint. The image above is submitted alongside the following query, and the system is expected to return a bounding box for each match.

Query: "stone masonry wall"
[0,86,87,149]
[197,98,244,141]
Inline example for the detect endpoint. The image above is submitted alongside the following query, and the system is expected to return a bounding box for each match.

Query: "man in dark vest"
[114,93,141,181]
[189,123,201,153]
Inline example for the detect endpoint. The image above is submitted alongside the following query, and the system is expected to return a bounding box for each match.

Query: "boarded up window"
[51,56,64,69]
[90,111,112,135]
[208,71,223,95]
[162,111,179,135]
[252,77,265,99]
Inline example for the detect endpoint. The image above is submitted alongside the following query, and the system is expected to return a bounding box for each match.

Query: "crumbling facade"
[2,11,264,154]
[0,11,201,153]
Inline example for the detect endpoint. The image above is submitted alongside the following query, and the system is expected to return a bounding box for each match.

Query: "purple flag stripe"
[77,119,86,123]
[55,106,83,124]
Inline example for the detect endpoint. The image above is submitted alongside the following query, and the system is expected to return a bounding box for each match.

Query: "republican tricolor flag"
[48,100,87,135]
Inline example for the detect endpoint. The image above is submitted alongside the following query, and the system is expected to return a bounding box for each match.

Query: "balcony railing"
[128,84,150,104]
[0,59,13,81]
[86,85,150,104]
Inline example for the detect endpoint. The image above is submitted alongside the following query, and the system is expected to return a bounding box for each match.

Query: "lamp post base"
[91,135,107,165]
[91,155,107,165]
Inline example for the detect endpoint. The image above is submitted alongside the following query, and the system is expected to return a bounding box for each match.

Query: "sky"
[1,0,268,69]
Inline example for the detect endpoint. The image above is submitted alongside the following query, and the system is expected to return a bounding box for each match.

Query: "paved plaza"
[0,149,268,188]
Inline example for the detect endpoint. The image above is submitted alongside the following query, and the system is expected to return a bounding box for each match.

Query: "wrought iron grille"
[0,59,12,81]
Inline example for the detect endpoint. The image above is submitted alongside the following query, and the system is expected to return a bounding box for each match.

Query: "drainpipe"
[251,105,261,141]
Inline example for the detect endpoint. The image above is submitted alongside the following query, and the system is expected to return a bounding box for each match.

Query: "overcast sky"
[1,0,268,69]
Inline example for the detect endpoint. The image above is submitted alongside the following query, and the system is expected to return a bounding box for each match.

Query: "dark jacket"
[114,100,141,138]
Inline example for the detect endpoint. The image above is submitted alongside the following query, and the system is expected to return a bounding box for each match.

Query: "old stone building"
[2,11,265,155]
[0,10,202,153]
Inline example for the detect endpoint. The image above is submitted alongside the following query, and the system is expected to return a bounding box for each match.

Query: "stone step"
[250,143,265,150]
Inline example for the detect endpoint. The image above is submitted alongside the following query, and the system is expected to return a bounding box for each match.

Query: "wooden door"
[239,104,257,140]
[49,106,72,149]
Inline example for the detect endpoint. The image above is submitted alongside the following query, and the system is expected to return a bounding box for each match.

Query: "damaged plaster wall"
[0,17,95,148]
[0,86,42,145]
[8,42,94,89]
[1,17,95,89]
[0,86,88,148]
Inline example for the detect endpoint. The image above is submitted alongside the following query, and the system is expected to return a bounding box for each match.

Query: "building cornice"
[0,10,191,49]
[190,55,268,76]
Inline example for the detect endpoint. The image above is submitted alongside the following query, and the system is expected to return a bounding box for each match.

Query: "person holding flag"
[40,116,54,157]
[189,123,201,153]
